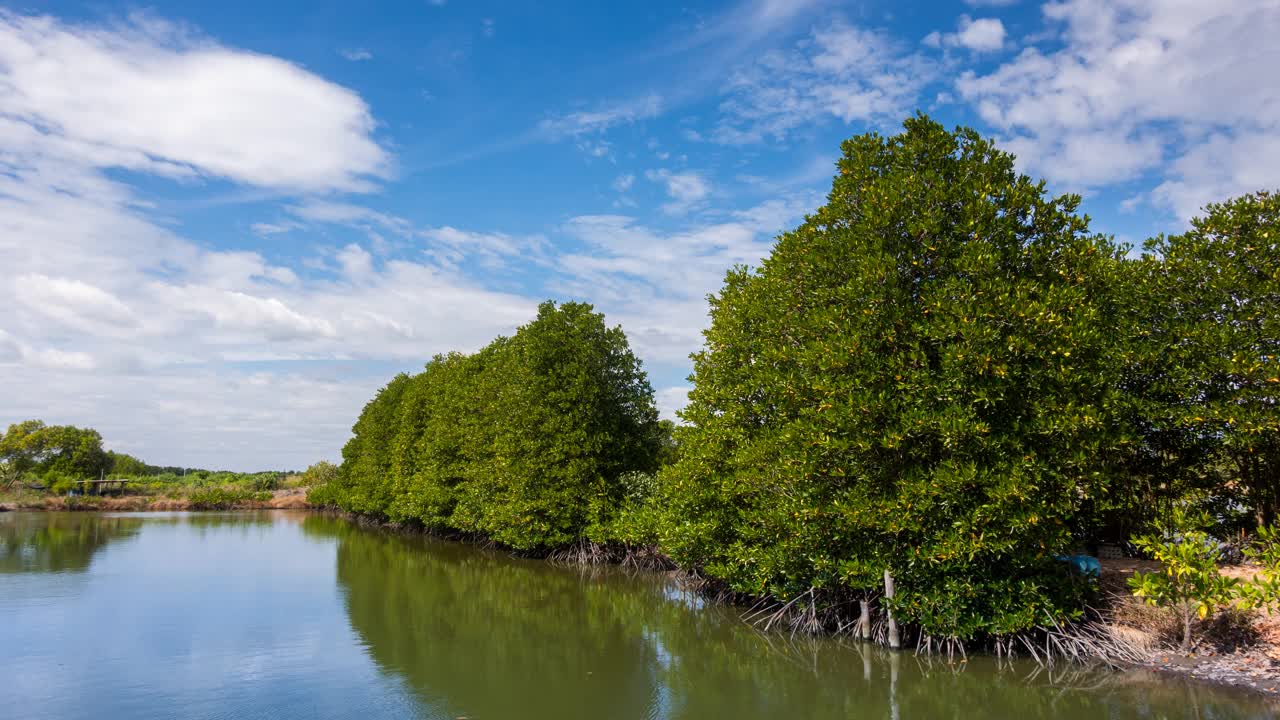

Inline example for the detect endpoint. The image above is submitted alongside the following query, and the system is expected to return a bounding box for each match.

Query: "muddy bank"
[1143,649,1280,696]
[1098,559,1280,697]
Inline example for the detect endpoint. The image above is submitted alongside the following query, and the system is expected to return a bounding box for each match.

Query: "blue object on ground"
[1055,554,1101,577]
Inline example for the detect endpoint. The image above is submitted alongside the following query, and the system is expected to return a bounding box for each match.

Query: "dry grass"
[5,488,315,512]
[1099,558,1278,656]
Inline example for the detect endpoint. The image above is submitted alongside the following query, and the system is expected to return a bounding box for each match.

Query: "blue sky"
[1,0,1276,469]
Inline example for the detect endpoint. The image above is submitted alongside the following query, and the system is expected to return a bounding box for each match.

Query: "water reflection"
[0,512,142,574]
[311,516,1280,720]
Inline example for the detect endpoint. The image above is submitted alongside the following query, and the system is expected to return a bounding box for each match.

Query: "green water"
[1,511,1275,719]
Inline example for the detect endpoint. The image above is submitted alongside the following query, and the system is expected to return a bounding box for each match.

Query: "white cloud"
[612,174,635,193]
[956,0,1280,218]
[288,200,411,234]
[14,274,138,330]
[656,386,692,422]
[954,16,1007,52]
[0,12,389,192]
[712,21,934,144]
[539,94,662,138]
[421,226,549,270]
[0,11,539,469]
[963,0,1020,6]
[645,169,711,214]
[339,48,373,61]
[925,16,1006,52]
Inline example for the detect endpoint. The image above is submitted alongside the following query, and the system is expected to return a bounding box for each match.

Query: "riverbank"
[1099,558,1280,697]
[0,488,312,512]
[319,508,1280,698]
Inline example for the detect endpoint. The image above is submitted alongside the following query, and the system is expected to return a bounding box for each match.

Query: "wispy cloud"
[711,21,935,144]
[645,169,711,215]
[539,94,663,138]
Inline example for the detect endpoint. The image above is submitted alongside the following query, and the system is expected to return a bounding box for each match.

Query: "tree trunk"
[1181,606,1193,653]
[884,569,900,650]
[858,599,871,640]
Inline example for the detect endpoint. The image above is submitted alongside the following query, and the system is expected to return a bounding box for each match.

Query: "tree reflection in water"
[0,512,143,574]
[308,516,1280,720]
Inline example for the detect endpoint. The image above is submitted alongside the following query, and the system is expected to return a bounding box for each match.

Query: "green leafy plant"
[320,301,662,552]
[1128,507,1240,651]
[1238,525,1280,611]
[654,114,1123,639]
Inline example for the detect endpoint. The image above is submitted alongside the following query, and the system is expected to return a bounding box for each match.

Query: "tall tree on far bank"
[657,115,1129,639]
[0,420,110,480]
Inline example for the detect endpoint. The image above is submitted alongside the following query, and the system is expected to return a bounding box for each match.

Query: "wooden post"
[858,599,871,640]
[884,569,900,649]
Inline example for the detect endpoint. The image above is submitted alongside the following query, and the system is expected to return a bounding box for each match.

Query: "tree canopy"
[654,115,1129,638]
[0,420,111,480]
[313,300,663,552]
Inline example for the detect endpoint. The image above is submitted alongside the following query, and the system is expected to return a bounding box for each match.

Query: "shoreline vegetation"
[305,118,1280,690]
[0,488,311,512]
[321,509,1280,698]
[4,116,1279,696]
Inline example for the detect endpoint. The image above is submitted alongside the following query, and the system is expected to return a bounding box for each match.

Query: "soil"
[1099,558,1280,697]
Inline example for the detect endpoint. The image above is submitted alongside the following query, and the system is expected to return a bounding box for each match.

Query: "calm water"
[1,512,1276,720]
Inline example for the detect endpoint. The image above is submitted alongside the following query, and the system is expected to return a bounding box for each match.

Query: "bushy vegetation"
[311,301,664,552]
[655,115,1129,641]
[0,420,328,504]
[319,117,1280,647]
[1128,508,1242,650]
[186,488,273,510]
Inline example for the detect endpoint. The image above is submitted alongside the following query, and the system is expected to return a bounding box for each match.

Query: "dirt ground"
[1100,558,1280,696]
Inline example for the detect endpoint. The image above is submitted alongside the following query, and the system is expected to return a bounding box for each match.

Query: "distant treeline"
[0,419,299,493]
[254,116,1280,643]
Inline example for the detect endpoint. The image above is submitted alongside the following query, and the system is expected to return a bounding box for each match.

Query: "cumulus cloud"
[924,16,1007,52]
[0,12,390,192]
[956,0,1280,218]
[14,274,139,331]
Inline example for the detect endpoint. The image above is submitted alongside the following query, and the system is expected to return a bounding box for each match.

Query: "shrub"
[1239,525,1280,611]
[186,487,260,510]
[1128,507,1241,651]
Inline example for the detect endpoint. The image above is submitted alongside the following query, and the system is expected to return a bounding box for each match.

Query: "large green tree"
[312,374,414,515]
[1129,191,1280,526]
[656,115,1128,639]
[0,420,111,480]
[320,301,662,552]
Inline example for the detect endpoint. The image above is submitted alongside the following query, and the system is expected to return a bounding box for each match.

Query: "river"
[1,511,1275,719]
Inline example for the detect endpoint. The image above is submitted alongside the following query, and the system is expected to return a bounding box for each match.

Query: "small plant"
[187,487,259,510]
[1238,525,1280,612]
[1128,507,1240,652]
